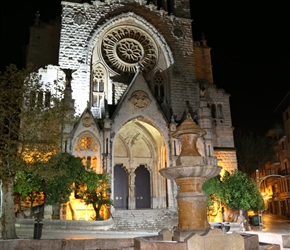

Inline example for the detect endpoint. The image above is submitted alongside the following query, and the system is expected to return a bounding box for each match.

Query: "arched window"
[211,104,217,118]
[37,91,43,107]
[92,157,97,170]
[92,66,105,92]
[99,80,104,92]
[217,104,223,118]
[153,70,165,102]
[75,135,100,173]
[44,91,51,107]
[87,156,91,169]
[92,64,106,107]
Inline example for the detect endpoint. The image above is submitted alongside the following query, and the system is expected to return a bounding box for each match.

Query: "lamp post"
[256,173,284,227]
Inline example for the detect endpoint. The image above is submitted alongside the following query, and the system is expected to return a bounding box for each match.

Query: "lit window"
[80,136,94,150]
[153,70,165,102]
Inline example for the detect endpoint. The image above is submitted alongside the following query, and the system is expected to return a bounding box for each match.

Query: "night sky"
[1,1,289,135]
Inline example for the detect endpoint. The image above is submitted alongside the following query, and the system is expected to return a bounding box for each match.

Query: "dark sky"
[1,1,289,135]
[191,2,290,135]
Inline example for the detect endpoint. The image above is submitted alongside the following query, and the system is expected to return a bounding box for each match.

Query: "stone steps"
[111,209,178,232]
[15,209,178,233]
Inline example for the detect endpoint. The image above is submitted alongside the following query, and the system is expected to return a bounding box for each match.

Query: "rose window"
[116,39,143,63]
[102,27,157,74]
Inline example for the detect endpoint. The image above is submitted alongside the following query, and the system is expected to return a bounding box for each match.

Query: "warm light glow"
[22,148,56,164]
[219,168,227,178]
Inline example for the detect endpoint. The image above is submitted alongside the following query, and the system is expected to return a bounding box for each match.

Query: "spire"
[201,33,208,47]
[61,68,76,113]
[61,68,77,89]
[34,11,41,26]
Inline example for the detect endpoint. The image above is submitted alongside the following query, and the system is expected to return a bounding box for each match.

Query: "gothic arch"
[91,63,108,107]
[112,118,168,209]
[114,134,131,159]
[152,68,168,103]
[72,131,102,173]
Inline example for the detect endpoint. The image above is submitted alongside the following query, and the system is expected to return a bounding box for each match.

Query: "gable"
[111,70,169,137]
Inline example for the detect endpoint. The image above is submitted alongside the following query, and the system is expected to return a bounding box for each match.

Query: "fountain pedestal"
[159,115,221,242]
[160,164,221,241]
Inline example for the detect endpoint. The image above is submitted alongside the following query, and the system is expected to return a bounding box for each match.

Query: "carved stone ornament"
[74,14,86,25]
[129,90,151,109]
[102,26,157,74]
[83,116,93,127]
[173,27,184,38]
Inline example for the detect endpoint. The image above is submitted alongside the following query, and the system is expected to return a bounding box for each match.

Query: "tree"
[203,170,264,230]
[36,153,87,206]
[0,64,66,239]
[222,170,264,230]
[203,175,225,221]
[234,130,276,174]
[76,172,113,220]
[14,169,43,218]
[14,153,87,218]
[222,170,264,212]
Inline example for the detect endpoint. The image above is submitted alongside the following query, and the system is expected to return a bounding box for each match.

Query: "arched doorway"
[135,165,151,209]
[113,118,168,209]
[113,164,128,209]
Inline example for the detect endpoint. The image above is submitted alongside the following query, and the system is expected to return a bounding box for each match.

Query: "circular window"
[102,27,157,74]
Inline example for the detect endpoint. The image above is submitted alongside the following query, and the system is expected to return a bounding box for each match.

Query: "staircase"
[110,209,178,233]
[15,208,178,233]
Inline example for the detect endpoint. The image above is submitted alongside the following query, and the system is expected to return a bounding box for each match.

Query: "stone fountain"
[159,114,222,242]
[133,115,266,249]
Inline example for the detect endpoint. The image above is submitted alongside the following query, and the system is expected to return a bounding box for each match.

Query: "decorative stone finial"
[34,11,40,26]
[172,113,206,139]
[201,33,208,47]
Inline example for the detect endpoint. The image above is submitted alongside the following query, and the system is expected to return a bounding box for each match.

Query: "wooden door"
[135,165,150,208]
[113,165,128,209]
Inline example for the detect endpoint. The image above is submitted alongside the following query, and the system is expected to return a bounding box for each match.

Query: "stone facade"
[25,0,237,220]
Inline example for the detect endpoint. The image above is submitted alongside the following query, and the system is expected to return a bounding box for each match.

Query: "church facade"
[26,0,237,221]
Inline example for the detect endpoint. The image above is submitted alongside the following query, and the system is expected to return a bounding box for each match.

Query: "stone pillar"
[175,177,209,230]
[128,169,136,209]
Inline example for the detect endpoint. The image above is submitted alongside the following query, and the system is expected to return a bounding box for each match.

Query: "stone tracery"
[102,26,157,74]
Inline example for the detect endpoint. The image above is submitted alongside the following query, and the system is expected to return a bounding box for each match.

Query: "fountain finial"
[172,113,206,139]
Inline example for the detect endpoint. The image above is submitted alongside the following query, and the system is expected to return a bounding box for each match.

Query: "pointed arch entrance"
[113,118,168,210]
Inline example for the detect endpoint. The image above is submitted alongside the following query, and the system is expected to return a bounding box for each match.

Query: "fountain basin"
[159,165,222,180]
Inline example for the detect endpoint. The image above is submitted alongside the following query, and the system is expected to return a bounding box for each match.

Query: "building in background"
[24,0,237,222]
[255,91,290,217]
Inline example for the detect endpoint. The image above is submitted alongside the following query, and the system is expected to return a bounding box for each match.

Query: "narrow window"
[37,91,43,107]
[92,157,97,170]
[211,104,216,118]
[217,104,223,118]
[153,70,165,102]
[87,156,91,169]
[44,91,51,107]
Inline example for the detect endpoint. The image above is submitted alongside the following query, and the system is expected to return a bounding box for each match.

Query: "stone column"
[128,169,136,210]
[175,176,209,231]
